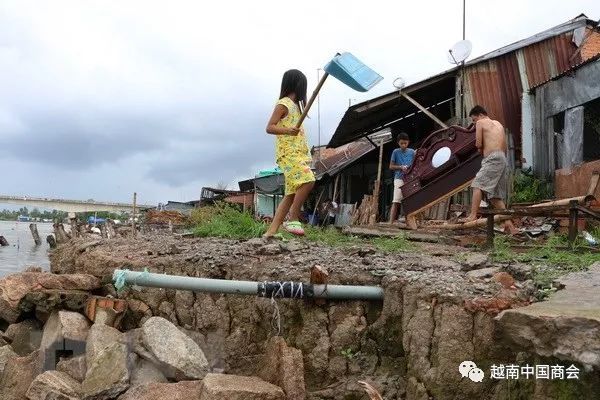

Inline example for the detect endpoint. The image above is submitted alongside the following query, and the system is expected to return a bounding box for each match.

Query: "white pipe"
[113,270,384,301]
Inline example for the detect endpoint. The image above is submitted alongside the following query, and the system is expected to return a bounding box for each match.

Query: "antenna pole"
[462,0,466,40]
[461,0,466,120]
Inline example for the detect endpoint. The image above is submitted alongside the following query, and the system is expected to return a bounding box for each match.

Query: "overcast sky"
[0,1,598,206]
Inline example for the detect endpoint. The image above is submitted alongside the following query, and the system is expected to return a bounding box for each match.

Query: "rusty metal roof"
[238,133,392,193]
[328,14,596,149]
[529,51,600,90]
[327,73,456,147]
[466,14,591,65]
[314,133,392,178]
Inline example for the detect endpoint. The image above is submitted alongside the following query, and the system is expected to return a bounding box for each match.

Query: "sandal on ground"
[283,221,305,236]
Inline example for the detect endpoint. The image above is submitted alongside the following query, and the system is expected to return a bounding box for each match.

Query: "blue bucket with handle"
[324,52,383,92]
[295,52,383,128]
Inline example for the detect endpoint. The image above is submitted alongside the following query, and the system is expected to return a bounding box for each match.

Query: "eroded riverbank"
[39,233,598,398]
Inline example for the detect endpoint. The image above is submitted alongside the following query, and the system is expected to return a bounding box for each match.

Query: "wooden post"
[374,138,384,198]
[312,189,326,226]
[53,223,71,243]
[29,223,42,245]
[369,139,385,225]
[0,236,8,246]
[486,213,495,248]
[332,174,340,204]
[46,235,57,249]
[568,200,579,245]
[106,219,117,239]
[132,192,137,238]
[99,223,108,239]
[69,217,78,238]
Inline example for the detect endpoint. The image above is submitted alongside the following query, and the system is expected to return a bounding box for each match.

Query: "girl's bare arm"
[266,104,299,136]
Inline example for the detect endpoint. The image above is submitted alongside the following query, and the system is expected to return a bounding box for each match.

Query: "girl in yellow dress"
[264,69,315,237]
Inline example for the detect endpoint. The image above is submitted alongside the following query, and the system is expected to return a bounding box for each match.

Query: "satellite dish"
[393,77,406,90]
[447,40,472,64]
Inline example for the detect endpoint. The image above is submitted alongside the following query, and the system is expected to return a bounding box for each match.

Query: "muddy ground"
[48,233,597,399]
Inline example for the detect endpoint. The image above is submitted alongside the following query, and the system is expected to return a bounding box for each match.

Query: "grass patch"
[191,204,414,253]
[191,203,266,240]
[491,234,600,297]
[302,226,360,247]
[294,226,413,253]
[371,236,413,253]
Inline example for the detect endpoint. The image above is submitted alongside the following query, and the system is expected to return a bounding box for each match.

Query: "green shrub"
[511,169,551,204]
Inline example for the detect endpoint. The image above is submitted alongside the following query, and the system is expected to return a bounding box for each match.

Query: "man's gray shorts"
[472,151,508,200]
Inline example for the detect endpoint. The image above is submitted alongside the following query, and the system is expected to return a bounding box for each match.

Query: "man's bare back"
[476,117,506,157]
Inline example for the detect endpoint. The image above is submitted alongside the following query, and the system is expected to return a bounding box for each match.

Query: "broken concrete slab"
[41,311,90,370]
[140,317,208,381]
[26,370,81,400]
[200,373,284,400]
[497,262,600,369]
[0,272,101,323]
[117,381,202,400]
[258,337,305,400]
[81,342,130,400]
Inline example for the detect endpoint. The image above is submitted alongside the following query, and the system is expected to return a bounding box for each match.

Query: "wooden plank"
[587,171,600,197]
[437,214,513,230]
[407,179,474,221]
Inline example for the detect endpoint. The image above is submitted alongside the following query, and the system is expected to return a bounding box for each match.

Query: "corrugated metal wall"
[463,30,581,162]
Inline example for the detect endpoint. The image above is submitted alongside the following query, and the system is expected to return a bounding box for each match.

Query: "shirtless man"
[459,105,518,234]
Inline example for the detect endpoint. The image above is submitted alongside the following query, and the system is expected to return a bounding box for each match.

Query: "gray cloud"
[0,0,598,203]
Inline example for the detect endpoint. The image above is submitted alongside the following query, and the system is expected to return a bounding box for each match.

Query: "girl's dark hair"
[280,69,307,110]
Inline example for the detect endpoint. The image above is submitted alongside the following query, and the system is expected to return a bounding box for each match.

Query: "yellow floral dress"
[275,97,315,195]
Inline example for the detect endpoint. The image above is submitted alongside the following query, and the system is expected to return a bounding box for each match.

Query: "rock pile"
[0,271,298,400]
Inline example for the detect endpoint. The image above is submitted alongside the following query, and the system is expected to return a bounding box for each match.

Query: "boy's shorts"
[393,178,404,203]
[278,156,315,196]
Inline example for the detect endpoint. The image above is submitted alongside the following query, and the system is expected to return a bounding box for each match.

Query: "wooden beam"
[407,179,474,221]
[400,92,448,129]
[587,171,600,197]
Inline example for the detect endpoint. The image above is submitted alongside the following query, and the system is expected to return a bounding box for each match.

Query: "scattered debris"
[144,210,188,226]
[492,272,517,290]
[583,230,598,246]
[467,267,501,280]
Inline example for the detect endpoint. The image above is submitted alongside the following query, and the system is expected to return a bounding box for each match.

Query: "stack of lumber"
[144,210,188,225]
[351,195,378,225]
